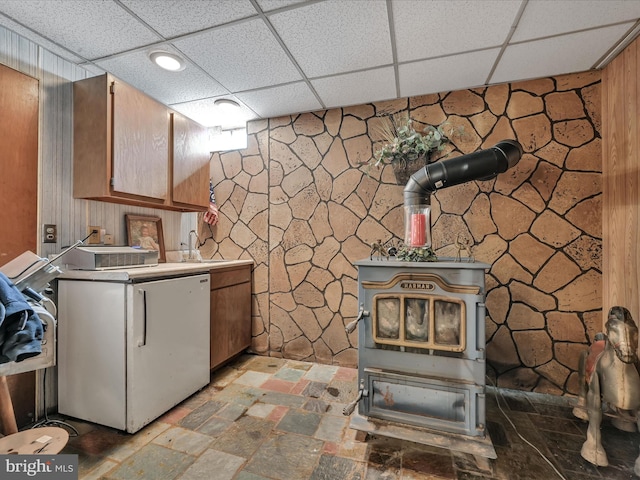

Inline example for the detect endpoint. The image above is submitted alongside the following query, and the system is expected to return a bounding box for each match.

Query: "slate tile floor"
[57,354,640,479]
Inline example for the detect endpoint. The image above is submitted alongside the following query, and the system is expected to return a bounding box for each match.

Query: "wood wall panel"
[0,64,38,265]
[0,28,198,260]
[0,63,38,429]
[602,36,640,324]
[0,25,199,417]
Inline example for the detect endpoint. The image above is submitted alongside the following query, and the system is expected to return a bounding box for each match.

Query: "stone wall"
[201,70,602,396]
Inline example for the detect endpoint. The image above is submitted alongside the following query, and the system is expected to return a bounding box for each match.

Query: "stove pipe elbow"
[403,139,523,207]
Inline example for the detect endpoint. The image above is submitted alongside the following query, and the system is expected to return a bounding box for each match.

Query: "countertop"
[57,259,253,282]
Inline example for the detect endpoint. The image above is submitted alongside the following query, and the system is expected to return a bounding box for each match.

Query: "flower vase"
[391,154,428,185]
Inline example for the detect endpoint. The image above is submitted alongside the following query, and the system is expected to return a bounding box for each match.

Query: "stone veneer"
[201,70,602,396]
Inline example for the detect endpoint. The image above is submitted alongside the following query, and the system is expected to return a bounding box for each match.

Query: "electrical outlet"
[87,226,101,244]
[43,224,57,243]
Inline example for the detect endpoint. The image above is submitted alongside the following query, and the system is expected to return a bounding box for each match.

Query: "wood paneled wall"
[602,35,640,325]
[0,25,200,417]
[0,26,199,261]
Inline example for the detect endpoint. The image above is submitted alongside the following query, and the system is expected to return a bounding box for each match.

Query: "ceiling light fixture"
[212,98,244,128]
[149,51,186,72]
[214,98,241,109]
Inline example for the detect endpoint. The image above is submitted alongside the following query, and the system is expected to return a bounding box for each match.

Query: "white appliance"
[62,245,159,270]
[57,272,210,433]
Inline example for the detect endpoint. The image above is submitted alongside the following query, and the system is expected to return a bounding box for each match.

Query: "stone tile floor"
[56,354,640,479]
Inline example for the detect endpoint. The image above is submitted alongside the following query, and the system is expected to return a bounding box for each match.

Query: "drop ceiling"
[0,0,639,130]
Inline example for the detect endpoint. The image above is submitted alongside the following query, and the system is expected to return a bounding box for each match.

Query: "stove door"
[372,294,466,352]
[361,369,485,437]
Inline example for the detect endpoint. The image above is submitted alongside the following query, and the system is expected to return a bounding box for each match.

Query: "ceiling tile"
[173,18,301,92]
[120,0,258,38]
[269,0,392,77]
[236,82,322,118]
[0,0,160,59]
[170,96,257,129]
[393,0,522,63]
[399,49,500,98]
[0,14,84,63]
[492,23,635,84]
[1,0,639,132]
[512,0,640,42]
[256,0,309,13]
[94,47,228,106]
[312,67,397,109]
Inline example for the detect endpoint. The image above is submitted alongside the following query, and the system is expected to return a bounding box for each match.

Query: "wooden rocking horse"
[572,306,640,475]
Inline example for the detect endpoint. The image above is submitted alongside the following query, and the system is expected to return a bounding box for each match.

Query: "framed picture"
[125,214,166,262]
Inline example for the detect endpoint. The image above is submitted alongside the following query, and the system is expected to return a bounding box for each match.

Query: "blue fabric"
[0,272,43,363]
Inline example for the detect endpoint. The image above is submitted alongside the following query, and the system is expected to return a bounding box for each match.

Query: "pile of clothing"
[0,272,43,364]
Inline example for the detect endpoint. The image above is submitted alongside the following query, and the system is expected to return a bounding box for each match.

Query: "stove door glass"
[372,294,466,352]
[375,297,400,339]
[405,298,429,341]
[434,300,462,346]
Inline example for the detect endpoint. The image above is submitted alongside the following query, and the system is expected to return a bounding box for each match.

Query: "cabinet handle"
[138,289,147,347]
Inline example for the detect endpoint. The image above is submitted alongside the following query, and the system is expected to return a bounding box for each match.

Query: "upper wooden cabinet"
[111,79,169,202]
[73,74,209,212]
[172,111,210,210]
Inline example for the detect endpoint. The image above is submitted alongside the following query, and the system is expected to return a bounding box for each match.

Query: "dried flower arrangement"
[370,112,451,169]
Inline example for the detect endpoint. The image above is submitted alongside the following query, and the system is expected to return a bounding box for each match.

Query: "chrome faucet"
[188,230,201,260]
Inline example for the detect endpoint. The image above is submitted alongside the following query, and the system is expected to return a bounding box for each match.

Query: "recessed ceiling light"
[210,98,245,129]
[149,51,185,72]
[214,98,240,109]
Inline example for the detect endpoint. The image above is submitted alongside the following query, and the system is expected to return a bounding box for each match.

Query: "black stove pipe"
[404,139,524,206]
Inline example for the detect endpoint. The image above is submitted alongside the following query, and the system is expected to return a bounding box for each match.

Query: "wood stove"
[345,258,495,460]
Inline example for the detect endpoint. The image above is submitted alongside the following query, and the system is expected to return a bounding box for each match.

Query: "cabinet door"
[111,80,169,201]
[210,281,252,370]
[127,274,210,433]
[172,112,210,209]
